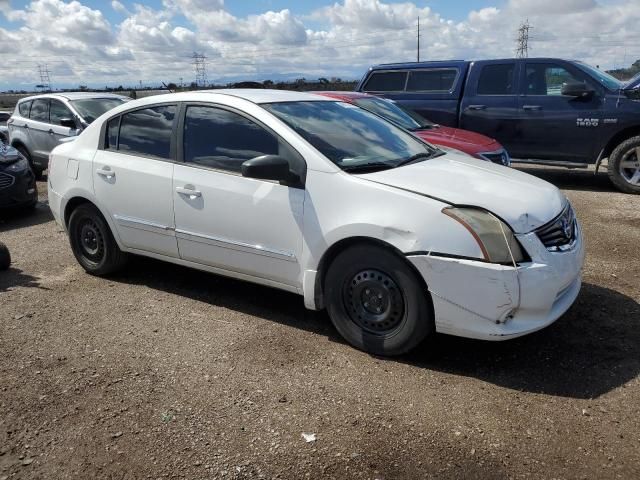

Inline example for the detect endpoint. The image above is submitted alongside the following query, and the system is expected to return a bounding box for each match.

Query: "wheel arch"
[312,236,432,312]
[602,126,640,160]
[62,195,125,247]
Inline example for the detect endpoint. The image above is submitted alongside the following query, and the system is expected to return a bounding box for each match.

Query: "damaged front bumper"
[407,223,585,340]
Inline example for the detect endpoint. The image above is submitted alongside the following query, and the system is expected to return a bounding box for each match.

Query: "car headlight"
[443,207,526,264]
[4,157,29,173]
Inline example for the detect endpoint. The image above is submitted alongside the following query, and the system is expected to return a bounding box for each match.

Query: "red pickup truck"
[314,91,510,166]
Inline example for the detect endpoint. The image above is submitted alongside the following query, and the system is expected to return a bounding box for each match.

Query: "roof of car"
[192,89,333,104]
[18,92,129,102]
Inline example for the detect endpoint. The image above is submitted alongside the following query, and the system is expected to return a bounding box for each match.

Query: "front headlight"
[443,207,526,264]
[4,157,29,173]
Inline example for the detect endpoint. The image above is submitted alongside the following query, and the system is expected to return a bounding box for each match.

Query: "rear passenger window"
[19,101,32,117]
[118,105,176,159]
[30,99,49,122]
[477,64,516,95]
[406,69,457,92]
[363,71,407,92]
[183,106,280,173]
[106,117,120,149]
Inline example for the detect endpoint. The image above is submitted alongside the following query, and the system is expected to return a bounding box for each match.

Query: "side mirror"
[59,118,77,129]
[561,82,594,98]
[241,155,292,182]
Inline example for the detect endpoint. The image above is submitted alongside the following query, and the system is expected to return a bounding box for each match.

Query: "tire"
[15,145,44,180]
[0,242,11,270]
[608,136,640,194]
[324,244,434,356]
[68,203,127,275]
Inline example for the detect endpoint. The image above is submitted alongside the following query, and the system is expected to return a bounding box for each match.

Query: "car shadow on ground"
[111,257,639,400]
[0,267,44,293]
[513,164,616,193]
[0,201,53,233]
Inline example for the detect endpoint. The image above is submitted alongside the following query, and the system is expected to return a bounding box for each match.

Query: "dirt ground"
[0,165,639,480]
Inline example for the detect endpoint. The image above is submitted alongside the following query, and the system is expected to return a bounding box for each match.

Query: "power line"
[515,19,532,58]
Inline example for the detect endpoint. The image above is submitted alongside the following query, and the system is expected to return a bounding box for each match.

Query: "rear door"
[25,98,52,166]
[516,61,602,162]
[93,104,179,257]
[460,61,522,155]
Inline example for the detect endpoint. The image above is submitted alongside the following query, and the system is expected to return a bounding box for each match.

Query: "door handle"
[48,129,54,135]
[23,124,29,129]
[468,105,487,110]
[176,186,202,198]
[523,105,542,111]
[96,167,115,179]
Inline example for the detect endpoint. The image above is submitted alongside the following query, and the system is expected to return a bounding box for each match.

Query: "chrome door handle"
[96,167,115,179]
[523,105,542,111]
[468,105,487,110]
[48,129,54,135]
[176,186,202,198]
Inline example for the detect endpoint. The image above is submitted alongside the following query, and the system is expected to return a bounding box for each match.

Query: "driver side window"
[525,64,582,96]
[183,106,294,174]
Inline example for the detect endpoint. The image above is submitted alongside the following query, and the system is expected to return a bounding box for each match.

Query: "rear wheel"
[15,145,44,180]
[324,244,434,356]
[68,204,127,275]
[608,136,640,194]
[0,242,11,270]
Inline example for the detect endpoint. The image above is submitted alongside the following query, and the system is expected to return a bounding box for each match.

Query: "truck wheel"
[0,242,11,270]
[68,204,128,276]
[608,136,640,194]
[324,244,434,356]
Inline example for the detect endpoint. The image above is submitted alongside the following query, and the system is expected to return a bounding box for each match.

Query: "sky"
[0,0,638,91]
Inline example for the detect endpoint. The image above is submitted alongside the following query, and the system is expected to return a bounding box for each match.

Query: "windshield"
[353,97,426,130]
[70,98,128,124]
[575,61,623,91]
[263,101,437,171]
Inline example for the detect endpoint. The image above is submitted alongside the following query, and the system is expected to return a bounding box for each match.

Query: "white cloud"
[0,0,639,90]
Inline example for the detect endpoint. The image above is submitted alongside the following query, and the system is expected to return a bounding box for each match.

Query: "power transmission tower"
[37,64,52,92]
[192,52,207,87]
[515,19,532,58]
[417,16,421,62]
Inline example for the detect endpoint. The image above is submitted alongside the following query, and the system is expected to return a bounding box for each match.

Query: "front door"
[460,62,522,155]
[93,104,179,257]
[516,61,603,162]
[172,104,305,288]
[47,99,78,151]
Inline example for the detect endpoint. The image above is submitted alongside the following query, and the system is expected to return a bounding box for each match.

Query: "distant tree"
[318,77,329,84]
[166,82,177,90]
[129,90,137,99]
[262,79,274,87]
[79,85,88,91]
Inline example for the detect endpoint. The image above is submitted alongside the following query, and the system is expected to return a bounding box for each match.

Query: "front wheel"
[608,136,640,194]
[324,244,434,356]
[68,204,127,275]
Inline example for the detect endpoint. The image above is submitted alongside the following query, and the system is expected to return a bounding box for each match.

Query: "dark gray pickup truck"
[356,58,640,193]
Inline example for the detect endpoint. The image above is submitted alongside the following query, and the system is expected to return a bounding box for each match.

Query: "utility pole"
[192,52,207,88]
[515,19,532,58]
[417,16,421,62]
[37,64,51,92]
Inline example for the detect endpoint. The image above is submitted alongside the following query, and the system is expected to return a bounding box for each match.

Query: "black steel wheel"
[325,244,434,356]
[68,203,127,275]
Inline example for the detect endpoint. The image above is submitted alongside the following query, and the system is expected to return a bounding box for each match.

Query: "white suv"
[48,90,584,356]
[8,92,128,178]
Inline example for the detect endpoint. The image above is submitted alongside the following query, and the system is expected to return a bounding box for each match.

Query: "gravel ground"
[0,165,639,480]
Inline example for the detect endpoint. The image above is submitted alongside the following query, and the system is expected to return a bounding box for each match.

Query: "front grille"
[0,172,15,190]
[479,150,511,166]
[535,203,577,251]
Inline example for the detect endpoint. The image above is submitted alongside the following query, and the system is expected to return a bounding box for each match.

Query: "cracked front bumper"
[408,223,585,341]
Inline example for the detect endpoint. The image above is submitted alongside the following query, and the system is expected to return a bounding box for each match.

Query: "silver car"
[8,92,129,178]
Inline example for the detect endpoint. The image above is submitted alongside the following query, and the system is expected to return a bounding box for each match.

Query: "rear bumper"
[0,168,37,209]
[408,222,585,341]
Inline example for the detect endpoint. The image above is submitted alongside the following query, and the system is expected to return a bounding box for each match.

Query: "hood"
[358,153,564,233]
[414,125,499,154]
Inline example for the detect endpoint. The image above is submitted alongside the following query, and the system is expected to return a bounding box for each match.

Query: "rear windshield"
[70,98,128,124]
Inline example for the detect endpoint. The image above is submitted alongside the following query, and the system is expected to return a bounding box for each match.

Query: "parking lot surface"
[1,166,639,479]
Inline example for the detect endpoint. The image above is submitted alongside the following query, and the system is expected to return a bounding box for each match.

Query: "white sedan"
[48,90,584,356]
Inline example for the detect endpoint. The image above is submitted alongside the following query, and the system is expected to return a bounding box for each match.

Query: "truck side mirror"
[561,82,594,98]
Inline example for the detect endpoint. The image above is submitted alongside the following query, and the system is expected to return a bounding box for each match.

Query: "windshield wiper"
[341,162,394,173]
[395,151,440,167]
